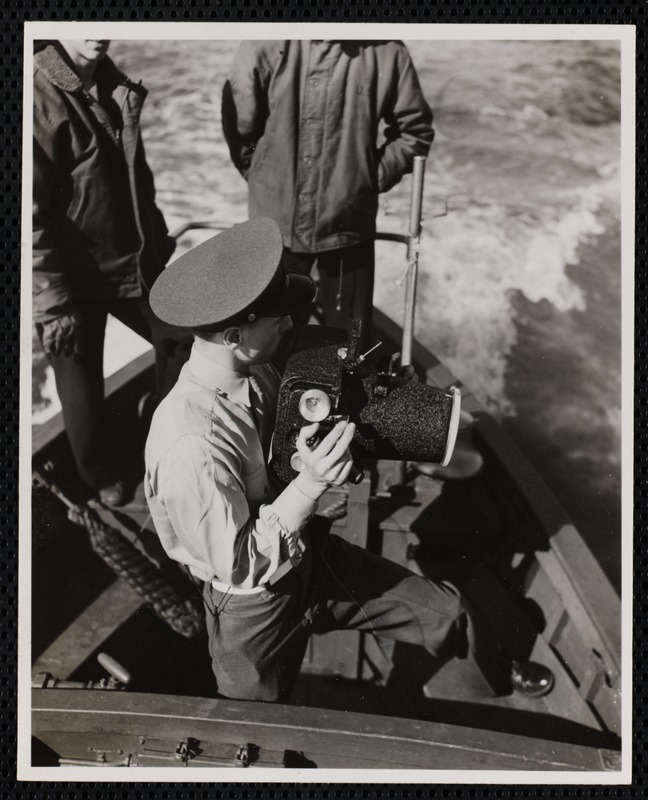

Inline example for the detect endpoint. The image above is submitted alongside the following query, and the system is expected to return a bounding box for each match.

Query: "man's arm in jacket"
[32,105,75,323]
[136,137,176,266]
[377,44,434,194]
[221,41,279,179]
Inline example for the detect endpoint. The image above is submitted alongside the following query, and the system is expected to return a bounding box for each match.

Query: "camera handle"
[348,455,365,486]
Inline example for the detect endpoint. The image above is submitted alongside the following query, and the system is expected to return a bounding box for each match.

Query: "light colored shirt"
[144,344,319,588]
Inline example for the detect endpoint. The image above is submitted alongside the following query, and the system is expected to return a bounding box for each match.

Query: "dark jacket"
[222,40,434,253]
[32,43,175,322]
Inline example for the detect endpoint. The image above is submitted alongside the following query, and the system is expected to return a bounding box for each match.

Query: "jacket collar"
[34,42,135,96]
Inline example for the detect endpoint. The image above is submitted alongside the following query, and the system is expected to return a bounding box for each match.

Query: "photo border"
[8,6,642,792]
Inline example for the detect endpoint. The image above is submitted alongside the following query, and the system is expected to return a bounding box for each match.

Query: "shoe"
[510,659,555,698]
[98,480,126,507]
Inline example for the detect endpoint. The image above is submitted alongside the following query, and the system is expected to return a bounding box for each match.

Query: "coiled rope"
[33,470,204,640]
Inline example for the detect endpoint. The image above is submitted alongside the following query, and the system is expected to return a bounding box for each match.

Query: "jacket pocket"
[67,174,112,245]
[68,171,138,254]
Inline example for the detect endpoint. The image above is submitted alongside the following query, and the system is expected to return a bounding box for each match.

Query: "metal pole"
[400,155,426,367]
[392,156,426,487]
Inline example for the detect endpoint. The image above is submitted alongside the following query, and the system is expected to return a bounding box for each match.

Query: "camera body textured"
[271,322,461,485]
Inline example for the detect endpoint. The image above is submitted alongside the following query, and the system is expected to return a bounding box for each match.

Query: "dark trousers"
[202,522,506,703]
[37,297,193,490]
[282,241,375,349]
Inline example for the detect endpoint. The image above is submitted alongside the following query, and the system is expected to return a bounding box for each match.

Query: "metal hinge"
[235,744,251,767]
[135,736,272,767]
[175,738,199,764]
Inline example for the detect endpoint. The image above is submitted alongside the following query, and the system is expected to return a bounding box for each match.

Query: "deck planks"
[32,578,144,681]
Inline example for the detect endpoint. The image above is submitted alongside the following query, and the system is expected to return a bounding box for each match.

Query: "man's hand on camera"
[41,312,86,359]
[294,419,356,499]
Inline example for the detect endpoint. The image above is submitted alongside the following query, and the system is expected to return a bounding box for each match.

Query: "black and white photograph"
[19,22,633,781]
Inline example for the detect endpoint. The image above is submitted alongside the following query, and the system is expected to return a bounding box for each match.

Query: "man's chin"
[267,335,292,367]
[86,41,110,57]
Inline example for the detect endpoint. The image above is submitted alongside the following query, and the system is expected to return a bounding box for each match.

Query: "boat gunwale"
[31,350,156,457]
[31,688,621,771]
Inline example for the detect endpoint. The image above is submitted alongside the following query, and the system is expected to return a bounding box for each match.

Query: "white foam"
[375,181,614,418]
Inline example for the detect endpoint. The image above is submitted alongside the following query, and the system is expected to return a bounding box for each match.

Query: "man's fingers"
[53,328,66,356]
[318,425,356,471]
[296,422,320,453]
[310,419,350,459]
[72,319,86,359]
[62,323,77,358]
[41,317,84,359]
[72,338,85,359]
[41,330,55,356]
[296,420,357,487]
[330,458,354,486]
[41,320,58,356]
[61,331,73,357]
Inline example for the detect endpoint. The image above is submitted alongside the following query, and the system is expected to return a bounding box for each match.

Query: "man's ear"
[222,327,241,350]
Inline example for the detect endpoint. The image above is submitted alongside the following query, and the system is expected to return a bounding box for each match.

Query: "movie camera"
[271,321,461,485]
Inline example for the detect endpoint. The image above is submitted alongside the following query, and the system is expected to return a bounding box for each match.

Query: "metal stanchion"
[392,156,426,486]
[401,155,426,367]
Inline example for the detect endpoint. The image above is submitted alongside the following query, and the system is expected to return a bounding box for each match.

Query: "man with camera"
[144,218,554,703]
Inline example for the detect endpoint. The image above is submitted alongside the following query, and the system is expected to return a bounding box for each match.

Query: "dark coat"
[32,43,175,321]
[222,40,434,254]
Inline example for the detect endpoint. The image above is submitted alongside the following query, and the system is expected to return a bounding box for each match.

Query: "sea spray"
[375,182,613,419]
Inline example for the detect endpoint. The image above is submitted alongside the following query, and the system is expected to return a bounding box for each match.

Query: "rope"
[33,471,204,640]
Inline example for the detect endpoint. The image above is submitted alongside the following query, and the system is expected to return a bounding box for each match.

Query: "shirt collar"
[188,344,253,407]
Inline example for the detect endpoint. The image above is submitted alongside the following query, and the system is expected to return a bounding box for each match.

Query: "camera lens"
[298,389,331,422]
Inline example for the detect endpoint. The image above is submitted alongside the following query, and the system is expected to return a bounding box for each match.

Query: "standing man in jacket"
[33,40,192,505]
[222,40,434,346]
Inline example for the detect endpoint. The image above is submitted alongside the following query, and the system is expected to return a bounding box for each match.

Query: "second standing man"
[222,39,434,347]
